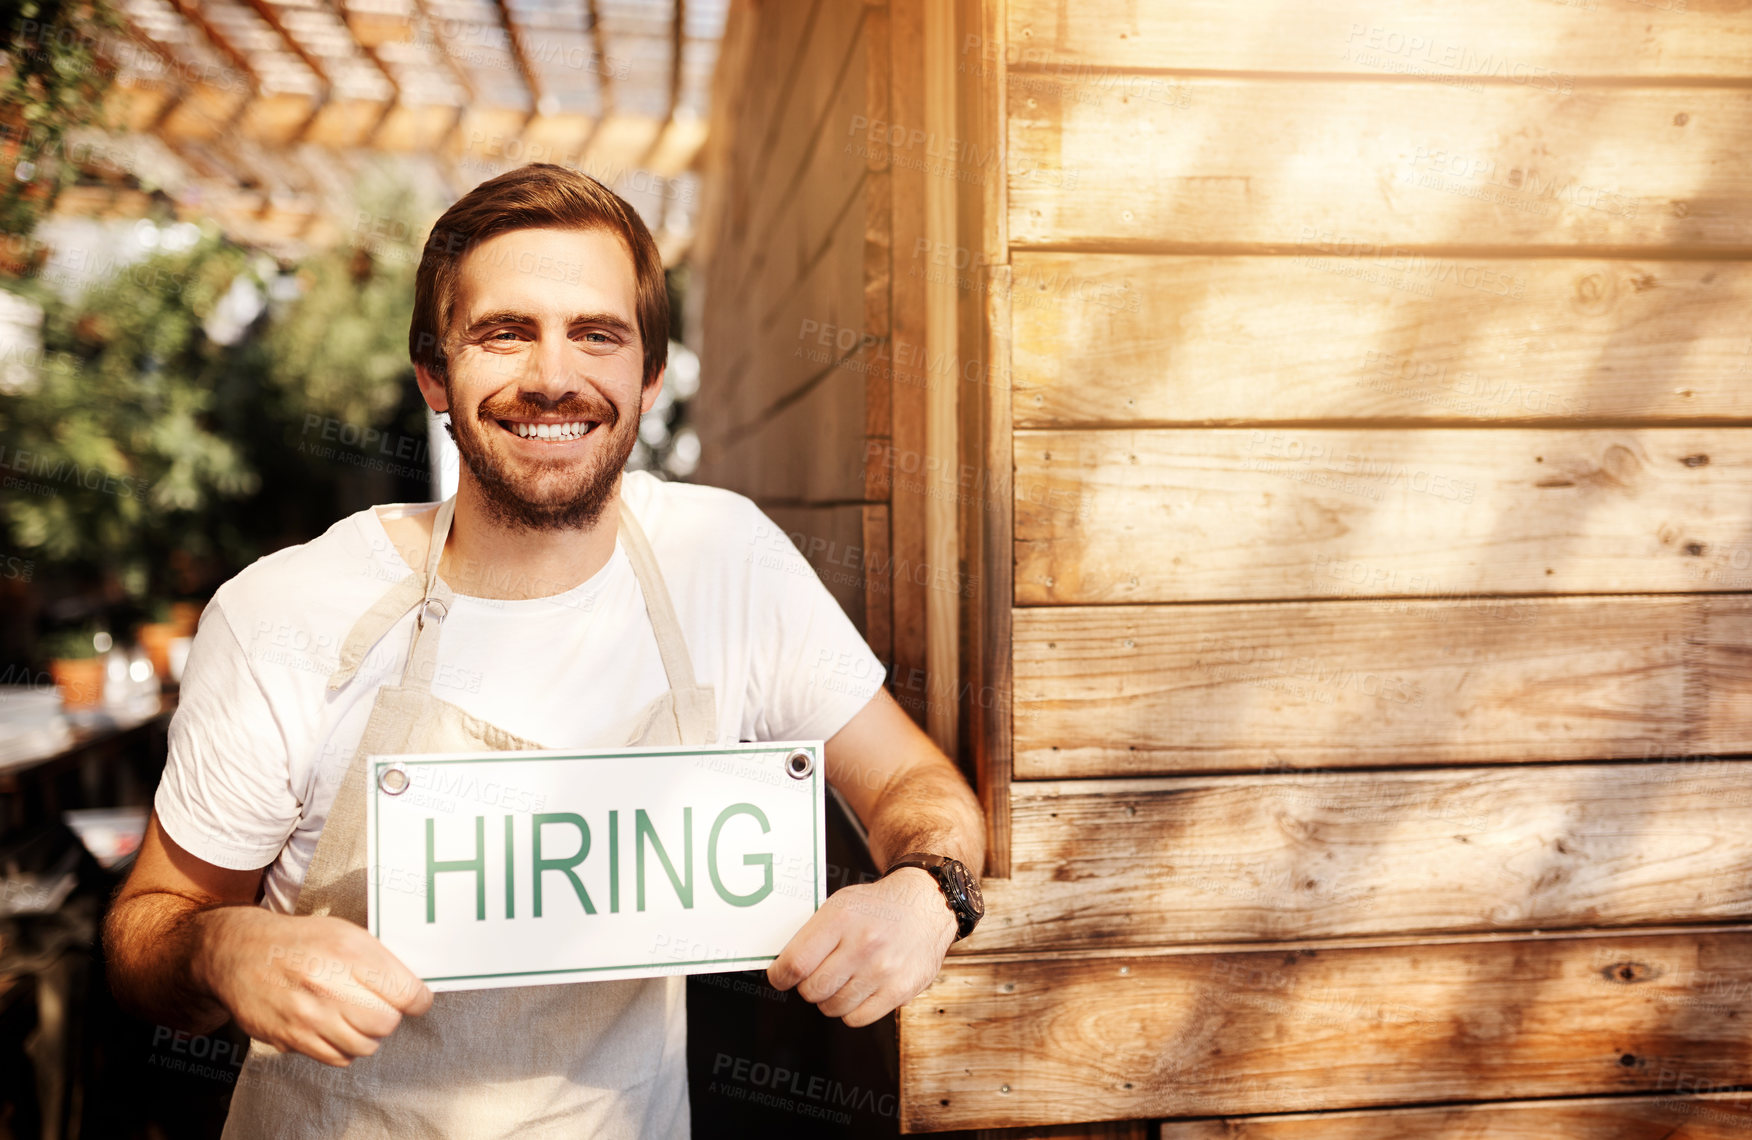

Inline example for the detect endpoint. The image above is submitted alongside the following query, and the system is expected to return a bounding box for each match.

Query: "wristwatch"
[883,852,984,940]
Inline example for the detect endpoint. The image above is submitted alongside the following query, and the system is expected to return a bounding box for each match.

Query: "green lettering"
[532,812,595,916]
[708,803,774,908]
[503,814,516,918]
[609,809,620,913]
[636,808,693,910]
[426,816,486,923]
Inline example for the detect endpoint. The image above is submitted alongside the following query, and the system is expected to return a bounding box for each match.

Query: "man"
[104,163,986,1138]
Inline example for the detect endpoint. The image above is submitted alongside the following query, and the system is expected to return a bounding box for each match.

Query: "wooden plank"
[1011,254,1752,427]
[696,354,868,503]
[899,928,1752,1130]
[763,505,871,633]
[717,0,821,285]
[1005,0,1752,79]
[983,1124,1149,1140]
[863,7,894,454]
[744,0,866,269]
[863,503,893,665]
[718,175,868,433]
[952,0,1011,874]
[1014,428,1752,605]
[888,0,930,728]
[1159,1093,1752,1140]
[968,759,1752,952]
[1008,78,1752,251]
[924,0,961,756]
[970,269,1014,875]
[1013,595,1752,778]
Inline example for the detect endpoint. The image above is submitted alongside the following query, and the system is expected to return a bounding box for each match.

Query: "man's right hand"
[196,907,435,1067]
[105,813,434,1068]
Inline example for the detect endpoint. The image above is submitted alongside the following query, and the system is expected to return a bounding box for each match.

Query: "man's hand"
[766,868,956,1027]
[194,907,435,1067]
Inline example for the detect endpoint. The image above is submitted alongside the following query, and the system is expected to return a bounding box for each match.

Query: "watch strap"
[884,852,980,940]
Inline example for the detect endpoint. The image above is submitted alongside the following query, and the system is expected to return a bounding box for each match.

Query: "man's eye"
[581,331,615,344]
[490,330,524,341]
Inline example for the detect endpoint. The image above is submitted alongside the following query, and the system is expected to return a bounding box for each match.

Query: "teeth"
[509,421,593,441]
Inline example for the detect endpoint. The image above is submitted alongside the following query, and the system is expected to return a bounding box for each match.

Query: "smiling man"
[104,164,986,1138]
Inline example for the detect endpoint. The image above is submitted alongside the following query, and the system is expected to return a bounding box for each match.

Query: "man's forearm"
[104,891,238,1035]
[862,757,986,875]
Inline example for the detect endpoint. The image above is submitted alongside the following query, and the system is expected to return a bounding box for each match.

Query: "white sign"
[365,741,825,992]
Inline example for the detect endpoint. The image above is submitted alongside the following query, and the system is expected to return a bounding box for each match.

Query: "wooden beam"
[1157,1093,1752,1139]
[1007,0,1752,78]
[1010,255,1752,427]
[1012,594,1752,778]
[411,0,477,105]
[956,0,1012,878]
[923,0,958,758]
[971,757,1752,952]
[330,0,405,147]
[494,0,545,116]
[240,0,334,143]
[166,0,262,97]
[901,927,1752,1130]
[1008,78,1752,253]
[1014,428,1752,605]
[587,0,613,113]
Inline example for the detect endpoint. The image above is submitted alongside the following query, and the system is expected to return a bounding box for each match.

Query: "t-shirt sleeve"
[154,600,301,870]
[741,508,887,744]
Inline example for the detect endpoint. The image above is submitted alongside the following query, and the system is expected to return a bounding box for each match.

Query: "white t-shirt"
[156,472,886,914]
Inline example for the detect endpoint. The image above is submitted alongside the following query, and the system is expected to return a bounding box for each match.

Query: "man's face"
[415,226,661,531]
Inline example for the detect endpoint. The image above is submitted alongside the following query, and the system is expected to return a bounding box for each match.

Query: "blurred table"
[0,689,174,841]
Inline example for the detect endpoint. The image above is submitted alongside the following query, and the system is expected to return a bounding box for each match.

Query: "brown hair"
[409,163,668,385]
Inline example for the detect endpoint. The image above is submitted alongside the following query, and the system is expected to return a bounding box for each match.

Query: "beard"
[444,380,640,533]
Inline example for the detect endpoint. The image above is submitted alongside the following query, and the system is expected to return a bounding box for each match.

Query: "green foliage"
[0,231,261,594]
[0,0,121,237]
[262,245,416,427]
[0,168,429,601]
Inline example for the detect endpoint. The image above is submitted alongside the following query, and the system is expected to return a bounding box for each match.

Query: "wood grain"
[1012,596,1752,777]
[1006,0,1752,79]
[962,760,1752,952]
[900,929,1752,1130]
[1010,254,1752,427]
[696,353,868,504]
[968,266,1014,875]
[763,505,875,633]
[1008,77,1752,251]
[1157,1094,1752,1140]
[1013,428,1752,605]
[744,0,868,288]
[887,0,931,727]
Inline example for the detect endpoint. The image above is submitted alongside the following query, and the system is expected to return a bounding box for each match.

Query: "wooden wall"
[699,0,1752,1136]
[894,0,1752,1136]
[695,0,885,652]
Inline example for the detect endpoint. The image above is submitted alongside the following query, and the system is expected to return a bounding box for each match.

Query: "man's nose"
[524,330,574,393]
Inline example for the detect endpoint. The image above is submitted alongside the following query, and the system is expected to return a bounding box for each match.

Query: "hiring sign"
[365,741,825,992]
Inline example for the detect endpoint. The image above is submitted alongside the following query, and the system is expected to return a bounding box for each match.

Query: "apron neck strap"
[328,495,703,700]
[400,495,457,694]
[615,501,701,697]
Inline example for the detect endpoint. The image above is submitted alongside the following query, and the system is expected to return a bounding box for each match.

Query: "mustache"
[477,391,618,425]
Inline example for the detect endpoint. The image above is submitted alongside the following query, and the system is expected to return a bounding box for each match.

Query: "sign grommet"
[379,763,410,795]
[785,749,814,780]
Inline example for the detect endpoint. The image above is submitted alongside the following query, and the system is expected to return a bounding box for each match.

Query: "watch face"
[946,860,984,917]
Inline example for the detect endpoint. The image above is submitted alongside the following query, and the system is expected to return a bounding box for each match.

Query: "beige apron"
[223,496,717,1139]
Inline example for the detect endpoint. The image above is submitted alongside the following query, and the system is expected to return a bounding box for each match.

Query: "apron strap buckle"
[416,595,449,631]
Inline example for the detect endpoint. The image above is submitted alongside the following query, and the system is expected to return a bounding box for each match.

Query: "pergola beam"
[240,0,334,142]
[588,0,614,113]
[330,0,404,146]
[493,0,546,119]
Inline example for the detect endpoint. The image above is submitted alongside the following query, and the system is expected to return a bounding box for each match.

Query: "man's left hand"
[766,868,956,1027]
